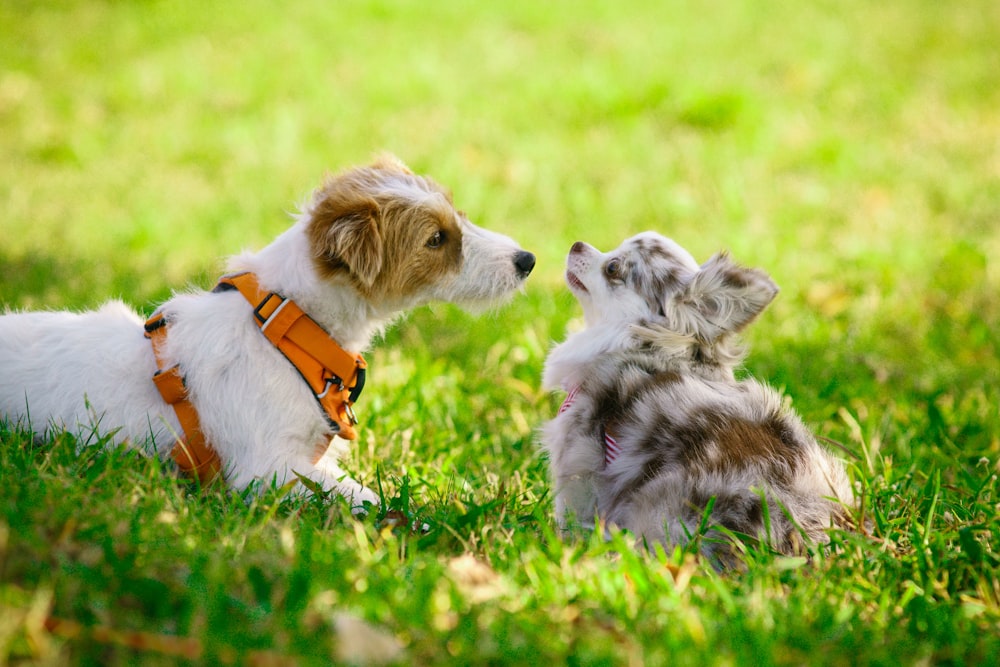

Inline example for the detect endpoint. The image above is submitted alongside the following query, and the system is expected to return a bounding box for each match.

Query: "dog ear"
[311,188,384,288]
[671,252,778,341]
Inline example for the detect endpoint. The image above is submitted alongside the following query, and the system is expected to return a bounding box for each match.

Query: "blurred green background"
[3,1,1000,663]
[4,1,996,292]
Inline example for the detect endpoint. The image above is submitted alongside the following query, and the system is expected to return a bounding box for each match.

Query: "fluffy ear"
[670,252,778,341]
[311,186,384,287]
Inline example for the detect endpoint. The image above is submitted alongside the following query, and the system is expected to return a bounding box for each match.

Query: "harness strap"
[144,312,223,485]
[143,272,366,484]
[216,272,367,441]
[601,424,621,464]
[559,386,621,466]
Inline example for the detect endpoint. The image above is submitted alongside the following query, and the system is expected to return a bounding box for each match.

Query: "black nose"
[513,250,536,277]
[570,241,586,254]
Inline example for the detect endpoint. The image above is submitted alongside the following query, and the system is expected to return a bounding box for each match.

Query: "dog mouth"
[566,271,588,293]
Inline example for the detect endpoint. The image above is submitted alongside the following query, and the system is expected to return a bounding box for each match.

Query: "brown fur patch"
[682,413,804,482]
[306,161,464,300]
[308,180,383,286]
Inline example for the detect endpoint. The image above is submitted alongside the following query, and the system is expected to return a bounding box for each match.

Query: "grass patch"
[2,0,1000,664]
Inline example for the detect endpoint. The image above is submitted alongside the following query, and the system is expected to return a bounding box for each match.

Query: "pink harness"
[559,386,621,466]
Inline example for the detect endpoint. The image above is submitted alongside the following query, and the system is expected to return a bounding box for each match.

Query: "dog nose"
[513,250,536,277]
[570,241,587,254]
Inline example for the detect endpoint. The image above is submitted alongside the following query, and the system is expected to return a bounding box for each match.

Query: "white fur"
[0,156,534,511]
[541,233,853,566]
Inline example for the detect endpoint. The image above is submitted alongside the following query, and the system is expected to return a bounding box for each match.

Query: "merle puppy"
[541,232,853,565]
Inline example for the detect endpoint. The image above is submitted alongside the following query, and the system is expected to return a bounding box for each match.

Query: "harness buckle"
[317,375,345,399]
[144,311,168,334]
[252,292,285,326]
[344,403,358,425]
[348,367,366,404]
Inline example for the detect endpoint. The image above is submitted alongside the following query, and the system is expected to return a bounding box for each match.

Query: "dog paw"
[348,486,379,516]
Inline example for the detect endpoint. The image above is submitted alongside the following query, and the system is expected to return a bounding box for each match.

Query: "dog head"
[564,232,777,363]
[306,154,534,310]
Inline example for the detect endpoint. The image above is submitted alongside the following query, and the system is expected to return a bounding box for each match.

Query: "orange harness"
[144,272,367,485]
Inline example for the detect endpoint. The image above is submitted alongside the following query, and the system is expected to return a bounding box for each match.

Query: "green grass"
[2,0,999,664]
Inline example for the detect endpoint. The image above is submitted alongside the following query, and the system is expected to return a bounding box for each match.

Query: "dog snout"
[570,241,587,254]
[514,250,536,277]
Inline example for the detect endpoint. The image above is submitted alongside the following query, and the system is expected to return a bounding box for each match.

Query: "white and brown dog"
[541,232,852,565]
[0,155,535,510]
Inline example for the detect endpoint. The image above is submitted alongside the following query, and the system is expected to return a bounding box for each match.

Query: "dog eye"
[604,259,623,280]
[426,230,445,249]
